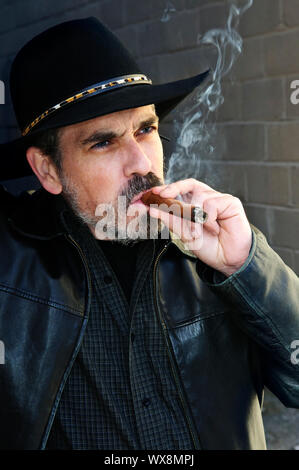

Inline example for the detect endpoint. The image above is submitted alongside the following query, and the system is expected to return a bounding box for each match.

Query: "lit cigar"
[141,191,208,224]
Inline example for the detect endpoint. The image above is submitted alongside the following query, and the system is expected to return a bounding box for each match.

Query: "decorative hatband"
[22,74,152,136]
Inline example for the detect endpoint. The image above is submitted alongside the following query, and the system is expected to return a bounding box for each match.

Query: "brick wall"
[216,0,299,276]
[0,0,298,276]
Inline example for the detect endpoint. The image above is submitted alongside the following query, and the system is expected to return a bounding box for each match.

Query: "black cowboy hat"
[0,17,209,180]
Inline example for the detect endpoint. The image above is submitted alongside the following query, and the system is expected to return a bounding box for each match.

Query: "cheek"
[78,161,124,204]
[149,140,164,175]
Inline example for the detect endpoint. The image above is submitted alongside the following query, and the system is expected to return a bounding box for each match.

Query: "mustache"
[119,172,163,208]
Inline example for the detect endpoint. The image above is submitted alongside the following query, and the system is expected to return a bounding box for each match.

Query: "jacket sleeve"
[200,225,299,408]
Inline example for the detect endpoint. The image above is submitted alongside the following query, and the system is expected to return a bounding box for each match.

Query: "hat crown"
[10,17,141,130]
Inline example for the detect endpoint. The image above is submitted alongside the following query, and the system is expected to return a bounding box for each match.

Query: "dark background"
[0,0,298,449]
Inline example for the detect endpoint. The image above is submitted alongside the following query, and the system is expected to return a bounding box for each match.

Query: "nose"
[123,138,152,177]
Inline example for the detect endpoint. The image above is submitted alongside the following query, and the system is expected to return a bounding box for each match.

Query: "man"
[0,17,298,450]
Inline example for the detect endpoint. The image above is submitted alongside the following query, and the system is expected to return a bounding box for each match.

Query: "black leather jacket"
[0,186,298,450]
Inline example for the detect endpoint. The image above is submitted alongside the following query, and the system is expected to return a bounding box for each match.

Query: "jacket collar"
[8,187,68,240]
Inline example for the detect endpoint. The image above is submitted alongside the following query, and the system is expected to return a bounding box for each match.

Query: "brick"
[123,0,185,25]
[284,0,299,27]
[0,102,17,128]
[243,204,270,238]
[150,45,216,83]
[238,0,282,38]
[199,3,228,35]
[0,17,63,57]
[152,0,186,22]
[267,123,299,161]
[0,0,13,7]
[186,0,225,9]
[85,0,126,30]
[233,36,265,81]
[0,0,93,33]
[0,4,127,59]
[272,247,295,270]
[0,4,16,34]
[114,25,139,59]
[136,21,168,57]
[214,81,242,121]
[123,0,153,25]
[197,161,247,201]
[156,9,200,53]
[53,3,123,30]
[290,166,299,207]
[246,165,289,205]
[184,160,222,190]
[270,208,299,249]
[164,123,223,182]
[241,79,284,121]
[220,123,265,161]
[136,10,199,57]
[264,30,299,77]
[136,55,162,83]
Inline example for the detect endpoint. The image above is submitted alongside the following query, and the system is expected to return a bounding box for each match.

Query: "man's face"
[56,105,164,239]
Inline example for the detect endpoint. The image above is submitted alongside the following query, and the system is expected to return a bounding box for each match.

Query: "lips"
[130,189,152,205]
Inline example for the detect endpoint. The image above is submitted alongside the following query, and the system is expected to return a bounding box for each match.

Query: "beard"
[60,171,165,245]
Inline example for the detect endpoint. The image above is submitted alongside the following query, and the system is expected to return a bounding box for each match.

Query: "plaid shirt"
[46,208,194,450]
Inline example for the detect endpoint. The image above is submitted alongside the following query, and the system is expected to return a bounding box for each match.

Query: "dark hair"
[27,127,62,173]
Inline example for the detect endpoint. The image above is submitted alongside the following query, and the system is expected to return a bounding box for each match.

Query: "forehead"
[60,104,157,143]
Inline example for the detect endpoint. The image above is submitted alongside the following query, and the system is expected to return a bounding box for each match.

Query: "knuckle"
[232,196,242,206]
[184,178,197,185]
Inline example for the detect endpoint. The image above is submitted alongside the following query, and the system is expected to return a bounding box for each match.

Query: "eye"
[91,140,110,150]
[139,126,157,136]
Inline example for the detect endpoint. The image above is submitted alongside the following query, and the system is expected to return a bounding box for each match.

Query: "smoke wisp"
[165,0,253,184]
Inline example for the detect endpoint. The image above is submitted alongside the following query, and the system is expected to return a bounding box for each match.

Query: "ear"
[26,147,62,195]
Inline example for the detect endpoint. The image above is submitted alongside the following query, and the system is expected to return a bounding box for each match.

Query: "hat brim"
[0,70,210,180]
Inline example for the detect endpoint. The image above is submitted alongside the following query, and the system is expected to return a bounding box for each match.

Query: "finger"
[149,206,203,242]
[187,189,222,206]
[156,179,214,199]
[150,184,169,193]
[202,195,245,233]
[149,190,225,237]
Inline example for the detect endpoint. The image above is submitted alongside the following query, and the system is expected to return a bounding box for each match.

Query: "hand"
[148,179,252,277]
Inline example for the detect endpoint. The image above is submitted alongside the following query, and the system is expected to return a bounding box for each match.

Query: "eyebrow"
[80,114,159,147]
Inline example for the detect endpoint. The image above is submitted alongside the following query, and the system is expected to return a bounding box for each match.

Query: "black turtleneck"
[96,240,141,304]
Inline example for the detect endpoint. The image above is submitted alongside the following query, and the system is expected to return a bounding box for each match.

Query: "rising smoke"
[161,1,176,23]
[165,0,253,184]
